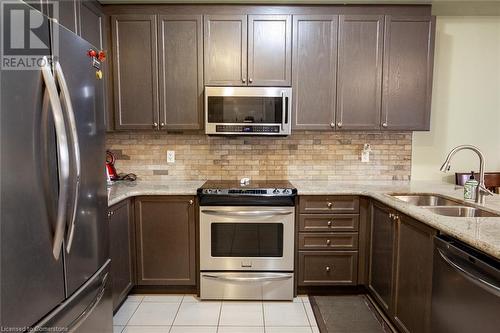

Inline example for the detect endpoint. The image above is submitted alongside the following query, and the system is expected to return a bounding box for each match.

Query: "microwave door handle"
[281,91,286,131]
[41,58,70,260]
[54,61,81,254]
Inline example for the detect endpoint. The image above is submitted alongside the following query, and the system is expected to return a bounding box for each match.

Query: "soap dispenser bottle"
[464,171,479,201]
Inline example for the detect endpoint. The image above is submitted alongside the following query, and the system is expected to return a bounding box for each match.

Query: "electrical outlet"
[361,151,370,163]
[167,150,175,163]
[361,143,372,163]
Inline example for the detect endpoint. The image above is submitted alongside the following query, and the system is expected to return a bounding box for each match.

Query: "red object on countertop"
[106,150,119,181]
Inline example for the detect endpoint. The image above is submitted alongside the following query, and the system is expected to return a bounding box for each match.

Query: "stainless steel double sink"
[391,194,500,218]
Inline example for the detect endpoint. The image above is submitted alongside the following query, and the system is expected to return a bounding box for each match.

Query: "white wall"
[412,16,500,182]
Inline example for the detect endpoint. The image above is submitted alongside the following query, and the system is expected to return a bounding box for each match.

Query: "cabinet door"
[108,199,135,310]
[111,15,159,130]
[158,15,203,131]
[393,215,436,333]
[292,15,338,130]
[248,15,291,86]
[135,196,196,285]
[48,0,79,34]
[204,15,247,86]
[381,16,435,130]
[368,202,396,313]
[80,0,103,48]
[336,15,384,130]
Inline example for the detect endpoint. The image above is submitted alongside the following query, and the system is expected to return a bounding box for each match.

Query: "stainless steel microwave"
[205,87,292,135]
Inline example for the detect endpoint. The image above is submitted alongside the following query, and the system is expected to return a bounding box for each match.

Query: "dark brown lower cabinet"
[393,215,436,333]
[135,196,196,286]
[368,201,436,333]
[108,199,135,311]
[368,202,396,312]
[298,251,358,286]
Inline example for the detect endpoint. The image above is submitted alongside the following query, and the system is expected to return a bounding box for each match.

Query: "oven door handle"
[202,273,292,283]
[201,209,293,217]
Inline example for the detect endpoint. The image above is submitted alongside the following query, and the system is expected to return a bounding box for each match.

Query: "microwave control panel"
[216,125,280,133]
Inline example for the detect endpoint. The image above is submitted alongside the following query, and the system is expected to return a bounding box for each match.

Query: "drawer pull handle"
[327,202,333,208]
[326,239,331,245]
[327,220,332,227]
[326,266,332,272]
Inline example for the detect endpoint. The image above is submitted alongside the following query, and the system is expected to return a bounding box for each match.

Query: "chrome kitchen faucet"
[440,145,494,204]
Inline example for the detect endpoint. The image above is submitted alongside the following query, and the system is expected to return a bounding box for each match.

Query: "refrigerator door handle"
[41,57,70,260]
[54,61,81,254]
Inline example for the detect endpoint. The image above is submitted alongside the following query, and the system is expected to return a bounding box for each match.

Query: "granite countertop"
[107,179,500,259]
[292,180,500,259]
[107,180,205,206]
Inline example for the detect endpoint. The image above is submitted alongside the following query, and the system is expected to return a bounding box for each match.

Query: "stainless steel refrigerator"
[1,1,112,331]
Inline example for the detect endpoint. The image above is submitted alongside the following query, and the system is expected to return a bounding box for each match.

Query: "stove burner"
[197,180,297,206]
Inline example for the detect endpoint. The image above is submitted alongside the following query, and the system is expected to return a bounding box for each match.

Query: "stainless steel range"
[198,180,297,300]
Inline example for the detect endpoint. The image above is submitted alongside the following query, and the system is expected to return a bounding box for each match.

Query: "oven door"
[200,206,295,271]
[205,87,292,135]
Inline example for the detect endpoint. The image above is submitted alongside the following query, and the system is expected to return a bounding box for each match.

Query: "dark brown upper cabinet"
[80,0,104,49]
[135,196,196,286]
[204,15,248,86]
[381,16,435,131]
[50,0,79,34]
[248,15,292,86]
[292,15,338,130]
[393,214,436,333]
[368,202,396,314]
[108,199,135,311]
[158,15,203,130]
[336,15,384,130]
[204,14,292,87]
[111,15,159,130]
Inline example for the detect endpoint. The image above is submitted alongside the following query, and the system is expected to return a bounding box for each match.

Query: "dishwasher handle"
[437,244,500,297]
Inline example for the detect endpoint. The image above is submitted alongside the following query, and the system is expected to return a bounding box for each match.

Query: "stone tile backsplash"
[106,131,412,181]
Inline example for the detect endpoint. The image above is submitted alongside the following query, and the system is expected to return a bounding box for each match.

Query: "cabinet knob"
[326,266,331,272]
[327,220,332,227]
[107,211,111,218]
[337,122,343,128]
[153,122,158,129]
[330,122,335,128]
[242,78,246,83]
[249,78,253,83]
[326,239,331,246]
[327,202,333,208]
[189,199,194,205]
[160,122,165,128]
[382,122,388,128]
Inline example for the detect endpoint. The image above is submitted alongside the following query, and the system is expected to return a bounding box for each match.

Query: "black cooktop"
[200,180,295,190]
[198,180,297,206]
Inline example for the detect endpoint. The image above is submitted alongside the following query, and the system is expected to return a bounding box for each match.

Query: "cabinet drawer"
[298,251,358,286]
[298,233,358,250]
[299,214,359,232]
[300,196,359,214]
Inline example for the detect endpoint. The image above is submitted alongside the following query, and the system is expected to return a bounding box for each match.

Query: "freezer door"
[0,3,66,329]
[52,23,109,296]
[34,260,113,333]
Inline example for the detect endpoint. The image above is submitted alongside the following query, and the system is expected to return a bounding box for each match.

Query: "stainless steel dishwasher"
[431,235,500,333]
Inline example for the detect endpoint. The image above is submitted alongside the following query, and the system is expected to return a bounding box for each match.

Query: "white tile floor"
[113,295,319,333]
